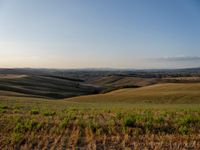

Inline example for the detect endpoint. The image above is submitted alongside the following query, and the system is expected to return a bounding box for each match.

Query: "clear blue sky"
[0,0,200,68]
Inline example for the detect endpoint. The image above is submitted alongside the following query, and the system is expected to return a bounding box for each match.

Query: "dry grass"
[164,76,200,81]
[0,83,200,149]
[68,83,200,104]
[0,111,200,149]
[0,96,200,149]
[0,74,27,79]
[88,75,158,87]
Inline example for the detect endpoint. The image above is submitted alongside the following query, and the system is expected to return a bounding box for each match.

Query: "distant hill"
[0,68,200,99]
[0,75,100,98]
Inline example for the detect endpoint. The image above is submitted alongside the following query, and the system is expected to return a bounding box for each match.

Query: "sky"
[0,0,200,69]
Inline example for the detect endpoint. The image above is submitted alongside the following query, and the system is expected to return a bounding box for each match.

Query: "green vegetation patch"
[42,110,56,116]
[30,109,40,115]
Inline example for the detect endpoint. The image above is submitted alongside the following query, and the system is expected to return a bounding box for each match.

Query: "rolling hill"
[1,68,200,99]
[0,75,100,98]
[67,83,200,104]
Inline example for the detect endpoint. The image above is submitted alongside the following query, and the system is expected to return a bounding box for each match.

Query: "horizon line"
[0,66,200,71]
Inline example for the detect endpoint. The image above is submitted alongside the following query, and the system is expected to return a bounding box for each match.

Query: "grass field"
[0,83,200,149]
[68,83,200,104]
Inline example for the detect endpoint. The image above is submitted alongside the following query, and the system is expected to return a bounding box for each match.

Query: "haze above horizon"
[0,0,200,69]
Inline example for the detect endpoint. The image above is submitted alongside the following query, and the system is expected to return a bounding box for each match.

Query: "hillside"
[0,75,99,98]
[1,68,200,99]
[88,75,159,87]
[67,83,200,104]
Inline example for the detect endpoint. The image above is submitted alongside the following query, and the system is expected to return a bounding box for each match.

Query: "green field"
[0,83,200,149]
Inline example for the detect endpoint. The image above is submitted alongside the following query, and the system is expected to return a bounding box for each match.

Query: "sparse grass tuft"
[155,116,165,124]
[179,126,188,135]
[14,119,42,133]
[42,110,56,116]
[14,105,23,110]
[11,132,23,143]
[0,104,8,109]
[124,115,136,127]
[88,120,100,133]
[59,118,70,129]
[0,108,6,113]
[30,109,40,115]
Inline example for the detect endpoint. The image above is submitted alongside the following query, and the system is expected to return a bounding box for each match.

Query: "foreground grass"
[0,96,200,149]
